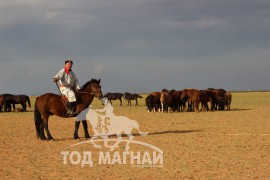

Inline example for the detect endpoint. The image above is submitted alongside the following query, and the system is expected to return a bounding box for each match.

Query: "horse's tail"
[133,120,148,136]
[27,96,31,108]
[137,94,143,98]
[34,98,41,139]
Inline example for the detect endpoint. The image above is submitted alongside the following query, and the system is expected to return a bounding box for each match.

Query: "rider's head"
[65,58,73,70]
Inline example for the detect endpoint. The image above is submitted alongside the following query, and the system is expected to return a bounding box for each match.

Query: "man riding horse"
[53,58,80,115]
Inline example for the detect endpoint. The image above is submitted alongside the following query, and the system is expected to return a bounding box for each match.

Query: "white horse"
[75,98,148,151]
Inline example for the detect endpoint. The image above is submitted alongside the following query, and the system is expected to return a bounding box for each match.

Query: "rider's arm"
[53,69,64,82]
[74,73,81,90]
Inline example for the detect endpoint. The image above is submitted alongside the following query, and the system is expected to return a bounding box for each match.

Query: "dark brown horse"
[171,90,186,112]
[34,79,103,140]
[146,92,161,112]
[1,94,29,112]
[123,92,143,106]
[103,92,123,106]
[19,95,31,110]
[205,89,227,111]
[206,88,227,110]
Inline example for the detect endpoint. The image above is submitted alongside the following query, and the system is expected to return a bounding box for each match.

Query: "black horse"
[103,92,123,106]
[2,94,31,112]
[19,95,31,111]
[123,92,143,106]
[2,94,16,112]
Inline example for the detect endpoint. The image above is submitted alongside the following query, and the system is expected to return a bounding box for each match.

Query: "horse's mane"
[81,79,100,89]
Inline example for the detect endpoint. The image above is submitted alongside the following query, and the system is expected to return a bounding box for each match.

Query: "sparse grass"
[0,92,269,179]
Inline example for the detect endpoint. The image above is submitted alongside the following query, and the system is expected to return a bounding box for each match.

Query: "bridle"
[78,84,101,96]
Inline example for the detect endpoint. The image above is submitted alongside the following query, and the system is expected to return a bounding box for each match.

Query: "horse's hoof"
[74,137,81,141]
[49,138,55,141]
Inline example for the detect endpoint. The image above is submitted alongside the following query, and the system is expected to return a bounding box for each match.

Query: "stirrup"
[66,110,74,116]
[67,109,79,117]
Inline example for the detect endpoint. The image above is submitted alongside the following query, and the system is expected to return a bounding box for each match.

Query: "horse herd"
[0,88,231,114]
[145,88,232,113]
[103,88,232,113]
[0,94,31,112]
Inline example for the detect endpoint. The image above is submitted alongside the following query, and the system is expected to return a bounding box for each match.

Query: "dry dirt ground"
[0,92,269,179]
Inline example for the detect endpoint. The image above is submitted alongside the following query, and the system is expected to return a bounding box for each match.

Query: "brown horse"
[191,90,210,112]
[224,92,232,110]
[199,90,210,112]
[34,79,103,140]
[180,89,199,112]
[160,92,172,113]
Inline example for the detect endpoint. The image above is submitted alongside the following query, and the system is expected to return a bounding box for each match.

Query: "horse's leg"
[21,103,26,111]
[39,117,47,140]
[135,99,138,106]
[42,116,54,140]
[74,121,80,139]
[44,124,54,140]
[120,98,122,106]
[39,120,47,140]
[82,120,91,139]
[90,135,102,149]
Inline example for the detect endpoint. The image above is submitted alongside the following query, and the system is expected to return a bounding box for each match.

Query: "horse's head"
[81,78,103,100]
[90,79,103,100]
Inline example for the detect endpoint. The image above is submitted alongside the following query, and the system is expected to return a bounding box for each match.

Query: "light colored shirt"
[54,68,81,90]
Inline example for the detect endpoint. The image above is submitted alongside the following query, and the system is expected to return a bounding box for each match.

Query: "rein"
[78,85,100,96]
[54,82,68,110]
[78,91,95,95]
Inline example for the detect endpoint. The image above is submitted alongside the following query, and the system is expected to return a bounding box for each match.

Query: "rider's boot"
[67,102,76,116]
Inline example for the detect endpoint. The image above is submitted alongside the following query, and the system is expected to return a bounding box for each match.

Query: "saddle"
[61,89,79,104]
[61,90,79,117]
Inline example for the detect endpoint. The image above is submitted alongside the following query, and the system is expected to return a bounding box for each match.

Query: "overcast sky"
[1,0,270,95]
